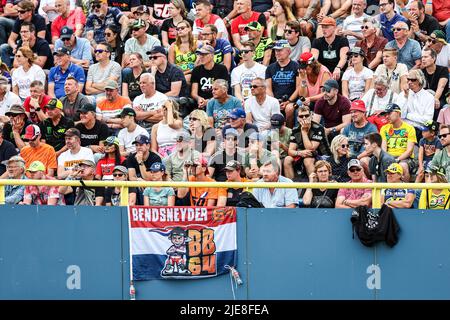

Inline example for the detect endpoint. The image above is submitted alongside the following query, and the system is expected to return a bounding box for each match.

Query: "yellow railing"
[1,179,450,208]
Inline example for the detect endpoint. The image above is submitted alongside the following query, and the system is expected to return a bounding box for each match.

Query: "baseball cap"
[133,134,150,145]
[60,26,74,40]
[196,44,215,55]
[431,30,447,45]
[149,162,166,172]
[298,52,314,68]
[382,103,402,114]
[194,155,209,167]
[385,162,403,175]
[422,120,439,132]
[104,136,120,146]
[319,17,336,26]
[224,128,239,137]
[244,21,262,31]
[104,80,119,90]
[53,46,71,56]
[1,155,25,166]
[348,46,366,57]
[229,108,246,120]
[271,113,285,128]
[27,160,46,172]
[175,131,191,142]
[348,158,362,169]
[321,79,339,92]
[79,103,96,113]
[224,160,241,171]
[135,4,150,13]
[248,131,262,141]
[23,124,41,140]
[79,160,96,168]
[350,100,366,113]
[147,46,167,56]
[113,165,128,174]
[65,128,81,138]
[46,98,63,110]
[5,104,26,116]
[132,18,146,29]
[272,39,290,50]
[119,107,136,118]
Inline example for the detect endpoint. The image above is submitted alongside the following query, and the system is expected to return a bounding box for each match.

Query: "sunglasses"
[361,26,370,30]
[241,49,253,54]
[407,78,418,82]
[284,29,295,34]
[392,28,406,32]
[427,38,437,44]
[176,26,187,31]
[18,10,29,13]
[250,85,263,89]
[105,143,116,147]
[439,133,449,139]
[113,173,125,177]
[24,137,38,142]
[104,32,113,37]
[349,167,362,173]
[132,27,143,32]
[15,54,23,58]
[350,53,361,58]
[298,114,310,119]
[149,55,160,60]
[94,49,108,54]
[341,144,349,148]
[91,4,101,9]
[225,137,237,141]
[189,117,199,121]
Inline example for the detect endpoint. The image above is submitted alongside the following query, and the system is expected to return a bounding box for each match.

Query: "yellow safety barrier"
[1,179,449,208]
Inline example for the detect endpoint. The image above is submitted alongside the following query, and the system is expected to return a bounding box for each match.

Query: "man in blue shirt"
[385,21,421,70]
[200,24,234,71]
[48,47,86,99]
[379,0,408,42]
[206,79,242,129]
[252,160,299,208]
[54,26,93,70]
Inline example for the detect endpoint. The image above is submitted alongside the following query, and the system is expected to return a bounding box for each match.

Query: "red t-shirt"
[23,94,52,124]
[96,156,126,180]
[432,0,450,22]
[51,8,86,38]
[230,11,266,37]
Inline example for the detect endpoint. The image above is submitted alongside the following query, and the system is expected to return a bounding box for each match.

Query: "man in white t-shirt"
[133,73,167,134]
[231,42,267,103]
[57,128,95,179]
[0,76,21,124]
[117,107,149,157]
[338,0,369,48]
[244,77,280,131]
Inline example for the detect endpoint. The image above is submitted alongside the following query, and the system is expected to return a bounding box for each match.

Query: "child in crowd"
[416,120,442,182]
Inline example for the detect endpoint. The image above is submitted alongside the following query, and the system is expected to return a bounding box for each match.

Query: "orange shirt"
[96,96,132,121]
[188,176,219,207]
[20,143,58,174]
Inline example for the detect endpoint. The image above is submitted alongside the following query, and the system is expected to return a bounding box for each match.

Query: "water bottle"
[230,267,243,285]
[130,282,136,300]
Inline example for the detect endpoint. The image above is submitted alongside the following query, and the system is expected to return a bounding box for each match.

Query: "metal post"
[0,186,4,205]
[120,186,129,206]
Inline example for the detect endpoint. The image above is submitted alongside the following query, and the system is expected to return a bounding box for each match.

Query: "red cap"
[350,100,366,113]
[319,17,336,26]
[299,52,314,63]
[194,155,209,174]
[23,124,41,140]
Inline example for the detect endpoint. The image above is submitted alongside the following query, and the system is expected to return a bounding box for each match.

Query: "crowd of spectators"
[0,0,450,210]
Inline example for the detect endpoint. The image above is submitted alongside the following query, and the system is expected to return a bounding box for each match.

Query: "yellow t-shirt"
[418,189,450,210]
[380,122,417,158]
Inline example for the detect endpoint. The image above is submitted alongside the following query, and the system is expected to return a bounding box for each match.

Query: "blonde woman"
[188,109,216,157]
[329,134,352,182]
[12,47,46,101]
[151,100,184,158]
[267,0,296,41]
[122,52,146,101]
[161,0,189,48]
[168,20,197,83]
[303,160,337,208]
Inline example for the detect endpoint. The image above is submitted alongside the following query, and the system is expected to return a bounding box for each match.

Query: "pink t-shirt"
[337,177,372,201]
[438,107,450,126]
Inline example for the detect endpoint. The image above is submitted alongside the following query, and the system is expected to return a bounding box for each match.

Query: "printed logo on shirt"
[323,49,337,59]
[200,77,214,93]
[272,70,295,84]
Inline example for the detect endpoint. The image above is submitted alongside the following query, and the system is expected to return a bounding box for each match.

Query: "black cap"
[53,46,71,56]
[147,46,167,57]
[79,103,96,113]
[381,103,402,115]
[422,120,439,132]
[119,107,136,118]
[65,128,81,138]
[271,114,285,128]
[60,27,74,40]
[348,46,366,58]
[132,134,150,145]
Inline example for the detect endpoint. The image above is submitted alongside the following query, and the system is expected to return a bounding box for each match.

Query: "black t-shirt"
[307,188,338,208]
[208,150,244,182]
[423,65,449,105]
[251,0,272,12]
[192,127,216,154]
[123,69,145,101]
[145,0,171,20]
[126,151,162,178]
[418,14,440,40]
[71,182,105,206]
[265,60,299,100]
[105,186,137,206]
[161,18,193,45]
[75,120,110,147]
[39,116,74,151]
[108,0,140,12]
[155,63,188,97]
[290,122,331,156]
[191,63,229,100]
[17,38,53,70]
[2,120,33,149]
[312,36,349,73]
[110,42,125,65]
[0,139,18,175]
[13,14,46,38]
[61,93,92,122]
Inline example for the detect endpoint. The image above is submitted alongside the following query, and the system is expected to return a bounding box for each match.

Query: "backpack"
[350,204,400,247]
[236,191,265,208]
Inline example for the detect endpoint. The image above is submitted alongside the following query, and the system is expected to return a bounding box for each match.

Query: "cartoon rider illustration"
[162,227,192,276]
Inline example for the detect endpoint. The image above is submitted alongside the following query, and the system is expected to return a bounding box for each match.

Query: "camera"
[175,97,196,119]
[294,96,306,109]
[278,94,290,104]
[184,160,193,167]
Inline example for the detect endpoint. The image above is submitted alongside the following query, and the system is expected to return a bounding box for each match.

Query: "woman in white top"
[151,100,183,158]
[342,47,373,101]
[12,47,46,101]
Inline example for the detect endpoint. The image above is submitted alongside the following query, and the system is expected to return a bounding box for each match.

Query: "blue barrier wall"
[1,205,449,300]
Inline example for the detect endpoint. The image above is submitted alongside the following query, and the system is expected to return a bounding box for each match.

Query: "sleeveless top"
[174,44,197,72]
[156,122,181,147]
[307,65,332,97]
